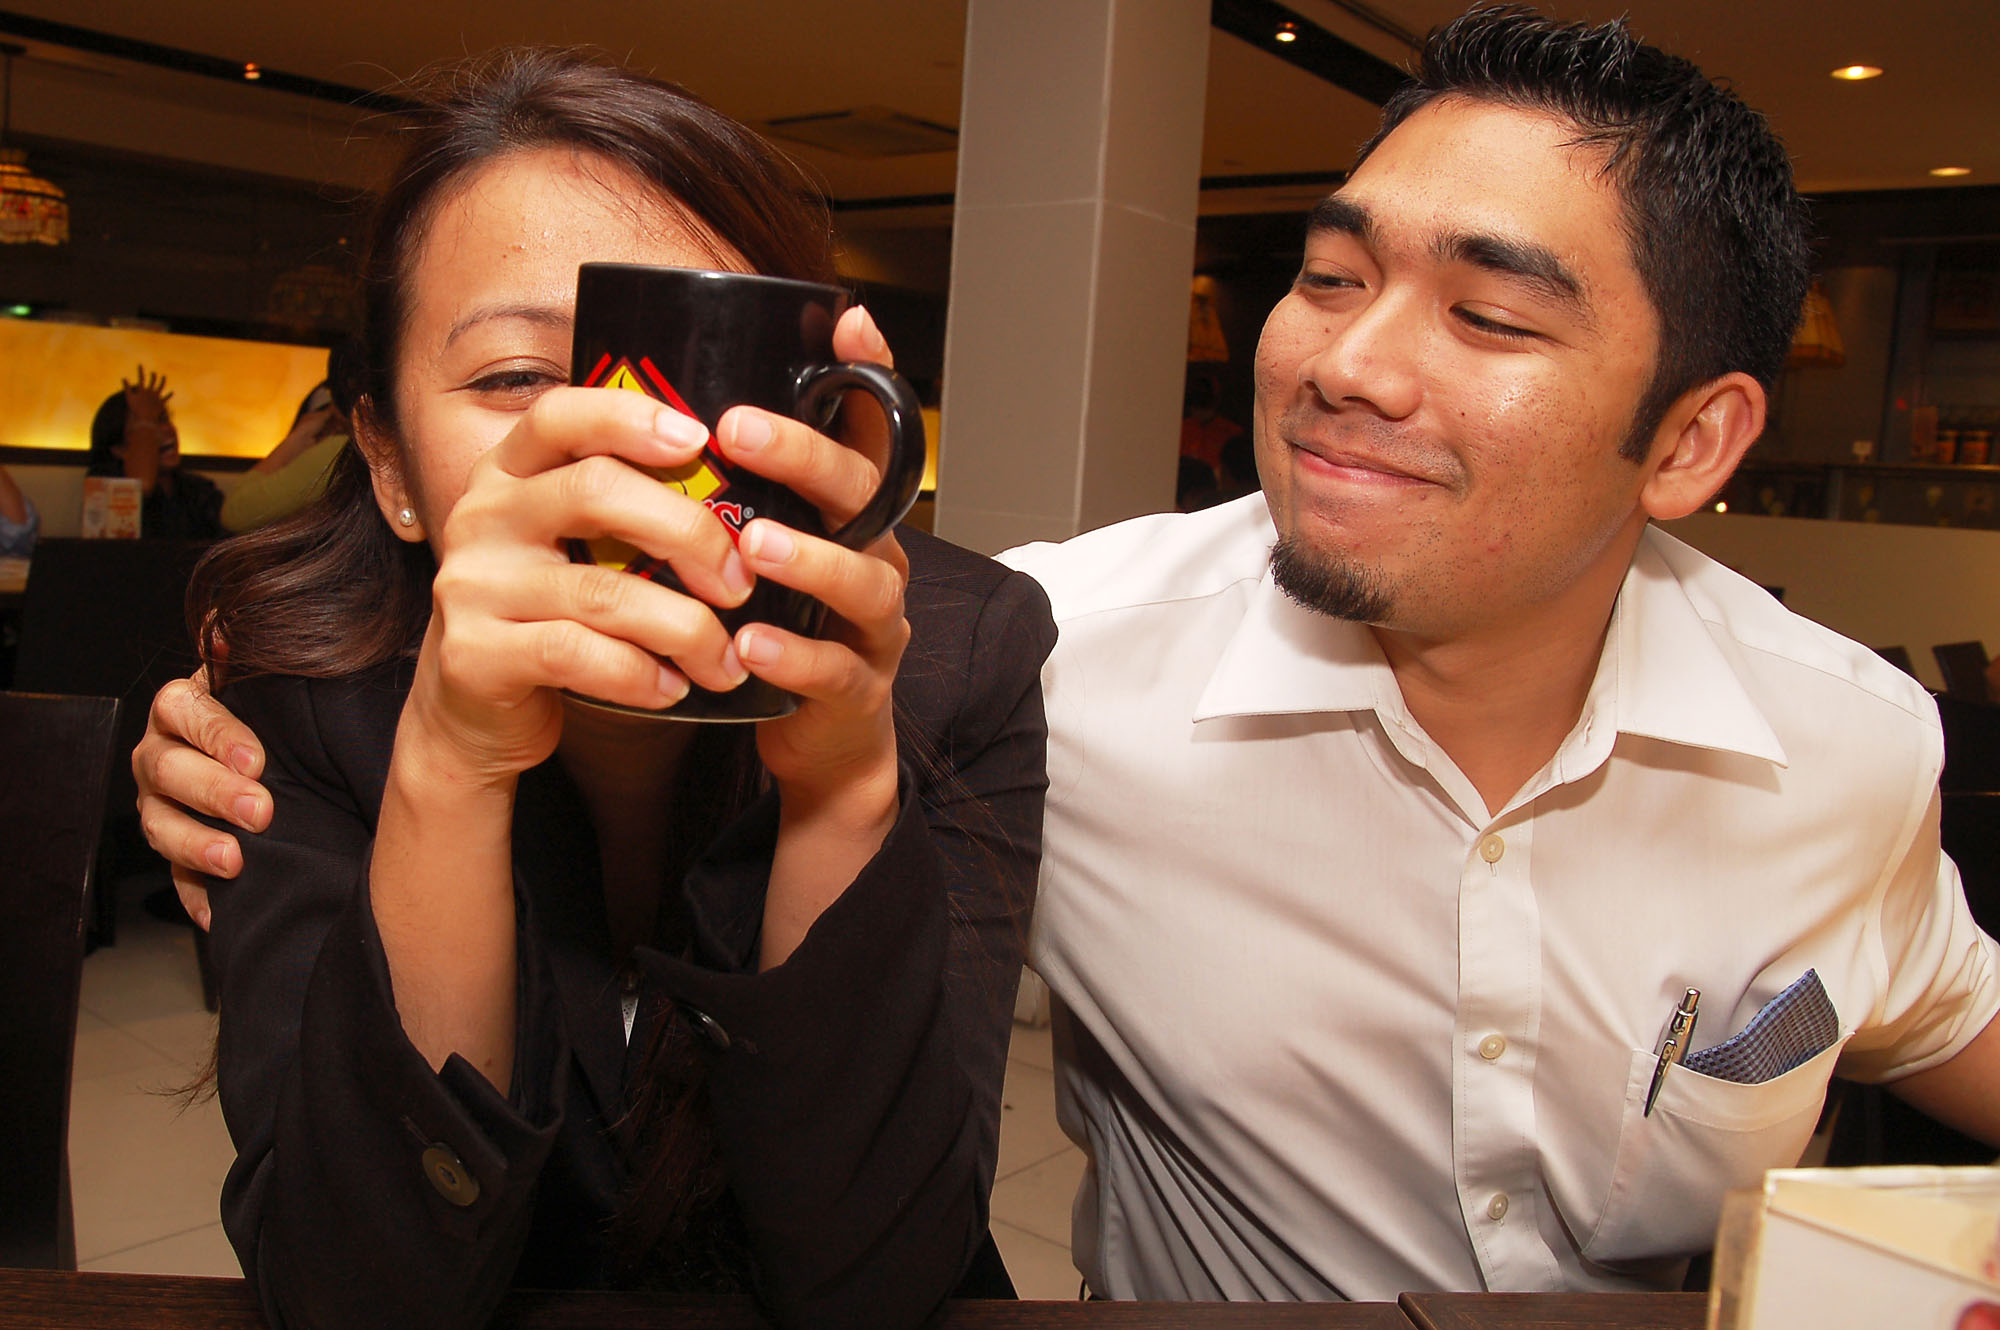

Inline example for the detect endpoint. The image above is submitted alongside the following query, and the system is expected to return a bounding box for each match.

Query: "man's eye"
[1457,308,1535,339]
[1298,270,1360,292]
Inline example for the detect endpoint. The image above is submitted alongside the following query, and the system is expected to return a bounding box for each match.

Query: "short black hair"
[1355,4,1811,460]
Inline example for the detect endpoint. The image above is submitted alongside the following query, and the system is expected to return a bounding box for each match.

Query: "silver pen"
[1643,988,1701,1117]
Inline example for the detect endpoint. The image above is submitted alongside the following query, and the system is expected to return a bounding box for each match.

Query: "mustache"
[1276,408,1465,488]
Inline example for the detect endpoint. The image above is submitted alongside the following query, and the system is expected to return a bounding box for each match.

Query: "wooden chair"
[0,691,122,1269]
[12,539,210,950]
[1932,640,1991,704]
[1872,645,1917,678]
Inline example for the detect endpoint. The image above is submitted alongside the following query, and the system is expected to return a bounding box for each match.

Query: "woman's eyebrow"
[444,303,573,348]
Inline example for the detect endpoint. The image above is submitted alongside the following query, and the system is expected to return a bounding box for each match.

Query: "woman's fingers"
[463,456,753,611]
[735,519,909,703]
[713,405,882,529]
[433,610,693,713]
[442,557,746,695]
[488,384,709,479]
[829,305,892,369]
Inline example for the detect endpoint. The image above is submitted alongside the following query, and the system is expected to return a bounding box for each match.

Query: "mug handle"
[794,362,928,550]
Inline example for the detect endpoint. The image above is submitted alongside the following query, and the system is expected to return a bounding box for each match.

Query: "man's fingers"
[139,789,244,884]
[172,869,215,932]
[156,675,265,780]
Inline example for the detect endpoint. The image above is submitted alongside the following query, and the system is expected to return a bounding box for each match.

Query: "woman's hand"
[397,386,757,790]
[709,307,913,965]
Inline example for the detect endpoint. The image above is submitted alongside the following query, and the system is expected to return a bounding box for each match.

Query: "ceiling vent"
[762,106,958,158]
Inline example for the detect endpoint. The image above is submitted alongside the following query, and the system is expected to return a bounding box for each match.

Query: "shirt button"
[422,1143,480,1207]
[1478,834,1506,863]
[1486,1192,1509,1221]
[1478,1034,1508,1060]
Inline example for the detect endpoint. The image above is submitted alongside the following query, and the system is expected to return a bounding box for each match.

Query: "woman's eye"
[468,367,561,397]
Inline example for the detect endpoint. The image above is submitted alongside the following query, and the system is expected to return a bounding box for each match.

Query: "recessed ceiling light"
[243,62,261,80]
[1276,22,1298,43]
[1830,64,1882,81]
[1931,166,1972,177]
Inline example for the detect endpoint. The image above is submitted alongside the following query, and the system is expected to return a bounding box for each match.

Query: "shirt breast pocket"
[1577,1032,1851,1263]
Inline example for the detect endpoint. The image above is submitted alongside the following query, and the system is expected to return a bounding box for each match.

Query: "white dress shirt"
[999,495,2000,1302]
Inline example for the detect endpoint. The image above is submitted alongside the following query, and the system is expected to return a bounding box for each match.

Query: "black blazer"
[206,529,1056,1330]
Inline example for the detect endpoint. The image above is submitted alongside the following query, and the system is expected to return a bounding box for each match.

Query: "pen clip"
[1643,988,1701,1118]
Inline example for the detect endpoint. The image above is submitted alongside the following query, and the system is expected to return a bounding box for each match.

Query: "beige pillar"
[933,0,1211,555]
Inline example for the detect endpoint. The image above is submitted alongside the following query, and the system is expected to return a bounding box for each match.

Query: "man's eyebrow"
[1439,232,1593,324]
[444,303,572,348]
[1306,195,1372,243]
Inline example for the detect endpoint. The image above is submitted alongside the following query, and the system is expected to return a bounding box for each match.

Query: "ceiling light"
[1275,22,1299,43]
[243,62,261,80]
[1830,65,1882,81]
[5,303,30,317]
[1931,166,1972,177]
[0,45,67,246]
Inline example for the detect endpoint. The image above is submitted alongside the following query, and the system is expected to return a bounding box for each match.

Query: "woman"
[176,48,1052,1330]
[87,368,225,539]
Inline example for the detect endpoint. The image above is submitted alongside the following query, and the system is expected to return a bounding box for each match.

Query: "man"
[998,4,1999,1302]
[136,4,1998,1305]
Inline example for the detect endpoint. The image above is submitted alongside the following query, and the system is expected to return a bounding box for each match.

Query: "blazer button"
[422,1144,480,1206]
[684,1006,731,1051]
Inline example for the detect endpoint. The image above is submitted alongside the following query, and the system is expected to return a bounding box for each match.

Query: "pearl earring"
[396,507,417,528]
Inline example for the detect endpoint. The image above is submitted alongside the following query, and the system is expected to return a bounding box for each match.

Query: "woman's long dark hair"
[189,46,838,1281]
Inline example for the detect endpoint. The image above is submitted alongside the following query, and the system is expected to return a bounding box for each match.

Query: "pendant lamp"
[0,45,69,246]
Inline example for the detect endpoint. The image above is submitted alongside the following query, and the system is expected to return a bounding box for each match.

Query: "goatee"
[1269,536,1392,623]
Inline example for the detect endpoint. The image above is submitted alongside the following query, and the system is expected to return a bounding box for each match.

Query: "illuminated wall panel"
[0,321,328,460]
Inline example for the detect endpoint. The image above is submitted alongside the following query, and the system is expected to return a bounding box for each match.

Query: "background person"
[0,462,37,557]
[87,366,224,540]
[219,339,361,534]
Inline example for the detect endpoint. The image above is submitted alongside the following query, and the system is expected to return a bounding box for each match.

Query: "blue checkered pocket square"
[1682,969,1840,1084]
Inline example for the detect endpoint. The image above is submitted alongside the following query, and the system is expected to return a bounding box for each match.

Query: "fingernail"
[658,664,690,702]
[742,520,794,564]
[229,745,258,776]
[859,306,888,355]
[654,407,708,449]
[721,641,751,685]
[204,842,233,874]
[196,905,212,931]
[738,629,780,667]
[722,549,754,597]
[233,794,262,828]
[729,413,774,453]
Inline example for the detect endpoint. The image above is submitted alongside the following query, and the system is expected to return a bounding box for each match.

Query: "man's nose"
[1298,289,1423,420]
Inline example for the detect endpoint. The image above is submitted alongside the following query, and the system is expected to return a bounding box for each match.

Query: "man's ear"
[1638,372,1766,522]
[352,399,427,543]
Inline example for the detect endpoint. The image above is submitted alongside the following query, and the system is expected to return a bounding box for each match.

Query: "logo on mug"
[568,353,755,573]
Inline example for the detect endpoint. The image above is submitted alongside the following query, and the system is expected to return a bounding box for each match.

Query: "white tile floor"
[68,891,1085,1297]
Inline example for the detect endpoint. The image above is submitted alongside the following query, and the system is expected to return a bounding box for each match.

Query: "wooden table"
[0,1271,1410,1329]
[0,1272,1710,1329]
[1399,1291,1707,1329]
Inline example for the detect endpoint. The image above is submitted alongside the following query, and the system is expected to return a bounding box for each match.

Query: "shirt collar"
[1599,530,1788,766]
[1189,530,1787,768]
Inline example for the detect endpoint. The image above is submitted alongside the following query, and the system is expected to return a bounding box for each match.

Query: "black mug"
[566,263,926,721]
